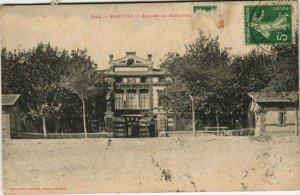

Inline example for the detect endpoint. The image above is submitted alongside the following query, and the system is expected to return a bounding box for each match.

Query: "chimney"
[148,54,152,61]
[109,54,113,62]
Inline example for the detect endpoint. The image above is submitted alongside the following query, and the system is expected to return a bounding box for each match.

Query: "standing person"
[127,122,132,137]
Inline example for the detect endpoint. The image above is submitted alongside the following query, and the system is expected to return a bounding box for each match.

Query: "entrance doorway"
[126,120,139,138]
[120,114,156,138]
[122,114,143,138]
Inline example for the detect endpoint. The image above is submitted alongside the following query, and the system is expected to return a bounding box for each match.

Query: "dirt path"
[3,136,300,194]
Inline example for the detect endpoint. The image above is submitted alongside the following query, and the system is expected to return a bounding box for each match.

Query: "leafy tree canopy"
[2,43,108,134]
[160,30,298,128]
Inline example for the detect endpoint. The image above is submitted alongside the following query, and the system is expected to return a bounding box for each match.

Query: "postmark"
[245,4,292,45]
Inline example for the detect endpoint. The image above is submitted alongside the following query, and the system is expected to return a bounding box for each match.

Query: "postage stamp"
[245,4,292,45]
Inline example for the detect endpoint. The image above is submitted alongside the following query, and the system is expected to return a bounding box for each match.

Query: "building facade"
[2,94,22,139]
[248,91,299,136]
[103,52,173,137]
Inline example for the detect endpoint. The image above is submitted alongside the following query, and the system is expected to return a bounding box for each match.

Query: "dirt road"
[3,136,300,194]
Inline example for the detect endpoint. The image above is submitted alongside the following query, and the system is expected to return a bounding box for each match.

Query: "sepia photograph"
[1,0,299,194]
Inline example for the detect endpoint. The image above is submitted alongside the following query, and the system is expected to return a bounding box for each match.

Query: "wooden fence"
[165,128,255,137]
[20,132,108,139]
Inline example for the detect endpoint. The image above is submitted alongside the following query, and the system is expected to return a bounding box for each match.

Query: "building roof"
[109,52,153,67]
[248,91,299,103]
[103,68,166,76]
[2,94,21,106]
[105,71,166,76]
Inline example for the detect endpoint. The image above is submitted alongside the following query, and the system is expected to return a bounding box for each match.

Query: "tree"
[61,49,106,138]
[2,44,108,135]
[28,83,62,137]
[160,54,192,119]
[229,50,275,127]
[160,80,196,135]
[160,31,231,135]
[161,30,281,131]
[160,29,298,132]
[1,48,16,93]
[266,31,298,92]
[2,43,69,137]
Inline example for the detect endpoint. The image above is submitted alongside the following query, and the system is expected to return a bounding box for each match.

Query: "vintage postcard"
[1,0,299,194]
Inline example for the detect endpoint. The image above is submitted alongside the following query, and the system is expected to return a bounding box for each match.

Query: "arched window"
[114,89,124,110]
[139,89,149,109]
[127,89,137,109]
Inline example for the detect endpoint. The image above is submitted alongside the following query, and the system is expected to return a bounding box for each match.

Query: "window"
[141,77,147,83]
[127,89,137,109]
[114,90,124,110]
[128,77,136,83]
[139,89,149,109]
[115,77,122,83]
[278,110,286,126]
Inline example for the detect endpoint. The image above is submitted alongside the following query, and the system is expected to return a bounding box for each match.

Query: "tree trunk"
[233,112,237,129]
[82,95,87,138]
[189,94,196,137]
[216,112,220,136]
[42,117,47,138]
[55,120,59,134]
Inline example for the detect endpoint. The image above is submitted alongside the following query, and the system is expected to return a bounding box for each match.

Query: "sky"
[0,1,297,70]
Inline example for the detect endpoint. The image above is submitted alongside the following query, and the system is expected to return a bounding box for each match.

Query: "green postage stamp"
[245,4,292,44]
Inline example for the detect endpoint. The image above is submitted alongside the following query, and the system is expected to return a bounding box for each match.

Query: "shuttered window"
[127,89,137,109]
[139,89,149,109]
[114,90,124,110]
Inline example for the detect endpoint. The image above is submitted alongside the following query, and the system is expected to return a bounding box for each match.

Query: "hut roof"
[248,91,299,103]
[2,94,21,106]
